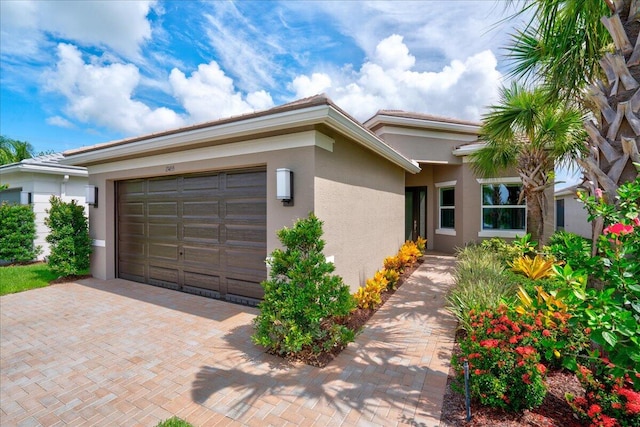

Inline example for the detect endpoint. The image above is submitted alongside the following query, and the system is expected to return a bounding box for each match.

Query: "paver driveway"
[0,254,457,427]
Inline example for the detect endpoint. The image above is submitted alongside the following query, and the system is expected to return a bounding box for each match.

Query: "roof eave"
[365,114,481,135]
[62,102,420,173]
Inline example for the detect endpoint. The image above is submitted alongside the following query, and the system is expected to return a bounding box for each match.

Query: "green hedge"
[45,196,91,277]
[0,202,41,262]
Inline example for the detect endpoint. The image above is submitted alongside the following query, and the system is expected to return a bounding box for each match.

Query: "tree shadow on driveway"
[190,255,458,426]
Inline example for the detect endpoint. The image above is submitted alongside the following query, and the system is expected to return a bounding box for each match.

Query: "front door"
[405,187,427,241]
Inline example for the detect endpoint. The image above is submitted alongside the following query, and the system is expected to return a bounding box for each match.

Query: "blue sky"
[1,1,531,155]
[2,0,581,187]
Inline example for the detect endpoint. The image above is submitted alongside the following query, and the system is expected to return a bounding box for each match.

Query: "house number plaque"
[165,165,175,172]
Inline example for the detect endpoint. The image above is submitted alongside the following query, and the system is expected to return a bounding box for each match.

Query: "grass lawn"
[0,263,88,296]
[155,418,193,427]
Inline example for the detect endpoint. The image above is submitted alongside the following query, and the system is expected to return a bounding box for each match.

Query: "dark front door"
[405,187,427,241]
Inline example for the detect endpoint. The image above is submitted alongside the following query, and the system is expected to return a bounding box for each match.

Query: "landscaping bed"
[280,257,425,368]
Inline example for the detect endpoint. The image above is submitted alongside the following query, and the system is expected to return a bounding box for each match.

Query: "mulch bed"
[280,257,425,368]
[440,340,586,427]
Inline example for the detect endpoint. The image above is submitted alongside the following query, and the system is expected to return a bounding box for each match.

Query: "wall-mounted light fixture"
[276,168,293,206]
[20,191,32,205]
[85,185,98,207]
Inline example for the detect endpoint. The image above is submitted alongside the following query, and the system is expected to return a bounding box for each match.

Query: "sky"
[2,0,581,186]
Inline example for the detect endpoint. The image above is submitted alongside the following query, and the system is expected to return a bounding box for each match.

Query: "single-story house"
[61,95,552,305]
[0,153,89,259]
[555,185,591,238]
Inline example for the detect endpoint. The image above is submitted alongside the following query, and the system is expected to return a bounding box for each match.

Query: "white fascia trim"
[0,163,88,177]
[326,109,421,173]
[62,105,332,166]
[86,131,330,175]
[478,230,526,238]
[365,115,481,135]
[374,125,479,142]
[476,177,522,184]
[436,228,457,236]
[435,180,457,188]
[415,160,450,164]
[453,143,486,157]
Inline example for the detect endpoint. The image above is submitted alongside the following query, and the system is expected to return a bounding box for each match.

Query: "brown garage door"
[117,169,267,305]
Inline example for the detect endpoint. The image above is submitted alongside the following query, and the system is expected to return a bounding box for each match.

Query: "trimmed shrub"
[252,214,355,356]
[0,202,41,262]
[45,197,91,277]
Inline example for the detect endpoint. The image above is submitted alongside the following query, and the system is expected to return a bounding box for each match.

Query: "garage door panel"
[225,200,267,219]
[118,168,266,303]
[183,174,220,191]
[148,202,178,217]
[149,265,179,285]
[120,180,145,195]
[227,278,264,300]
[149,243,179,260]
[184,271,220,292]
[183,224,220,242]
[148,178,178,194]
[119,261,145,282]
[118,240,145,257]
[226,225,266,245]
[119,221,145,236]
[226,170,266,189]
[183,245,220,265]
[120,202,144,216]
[183,201,219,218]
[148,223,178,239]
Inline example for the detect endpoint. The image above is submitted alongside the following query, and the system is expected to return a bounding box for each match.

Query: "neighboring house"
[555,185,591,238]
[61,95,550,305]
[0,153,89,259]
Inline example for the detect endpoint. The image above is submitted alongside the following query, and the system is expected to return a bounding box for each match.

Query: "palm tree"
[507,0,640,239]
[471,84,586,245]
[0,136,34,165]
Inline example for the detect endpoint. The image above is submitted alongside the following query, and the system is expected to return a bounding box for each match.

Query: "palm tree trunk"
[583,0,639,205]
[525,190,545,246]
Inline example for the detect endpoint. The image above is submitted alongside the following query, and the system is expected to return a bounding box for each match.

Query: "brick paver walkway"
[0,253,457,427]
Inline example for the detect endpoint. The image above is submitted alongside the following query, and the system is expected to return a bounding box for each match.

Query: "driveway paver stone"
[0,253,457,427]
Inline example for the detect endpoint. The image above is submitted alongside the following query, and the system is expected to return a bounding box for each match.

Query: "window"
[481,183,526,231]
[439,187,455,228]
[436,181,456,236]
[556,199,565,231]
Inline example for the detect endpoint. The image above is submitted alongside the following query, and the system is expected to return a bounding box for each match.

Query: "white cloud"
[290,73,332,98]
[44,44,274,136]
[46,116,75,129]
[291,35,502,121]
[0,0,156,60]
[169,61,274,123]
[45,43,185,135]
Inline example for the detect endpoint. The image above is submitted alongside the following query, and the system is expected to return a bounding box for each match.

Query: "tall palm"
[0,136,34,165]
[507,0,640,239]
[471,84,586,245]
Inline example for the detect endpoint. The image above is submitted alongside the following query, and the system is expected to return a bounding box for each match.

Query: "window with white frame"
[481,183,526,231]
[436,181,456,235]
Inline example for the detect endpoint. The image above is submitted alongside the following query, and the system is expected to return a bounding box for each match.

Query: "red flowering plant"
[452,305,549,411]
[575,176,640,387]
[566,356,640,427]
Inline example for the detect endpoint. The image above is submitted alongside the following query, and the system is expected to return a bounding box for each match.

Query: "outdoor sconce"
[20,191,32,205]
[276,168,293,206]
[85,185,98,207]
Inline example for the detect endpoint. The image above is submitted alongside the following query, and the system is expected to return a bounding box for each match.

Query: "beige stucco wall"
[82,129,407,293]
[314,136,406,290]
